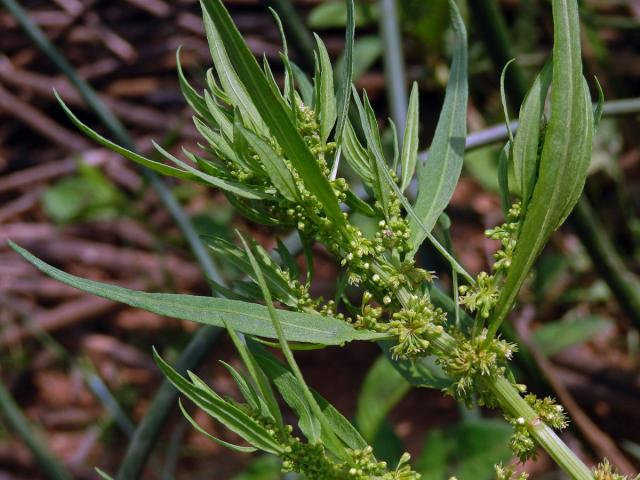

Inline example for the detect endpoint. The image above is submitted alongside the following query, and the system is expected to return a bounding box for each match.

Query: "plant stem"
[0,381,73,480]
[487,376,594,480]
[373,2,594,470]
[378,0,409,133]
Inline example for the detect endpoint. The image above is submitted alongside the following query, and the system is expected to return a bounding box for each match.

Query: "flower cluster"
[505,415,537,462]
[593,459,640,480]
[439,329,516,406]
[494,462,529,480]
[458,203,521,320]
[384,295,446,360]
[524,394,568,430]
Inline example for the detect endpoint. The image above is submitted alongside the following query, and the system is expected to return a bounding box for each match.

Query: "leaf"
[206,236,298,307]
[253,349,368,451]
[352,88,391,216]
[154,349,283,454]
[235,126,299,202]
[291,62,314,106]
[382,340,452,390]
[400,82,420,192]
[314,34,337,143]
[178,399,257,452]
[334,0,354,145]
[532,315,613,356]
[55,92,195,181]
[410,0,468,249]
[95,468,115,480]
[202,6,267,134]
[511,61,552,211]
[416,419,512,480]
[154,142,271,200]
[488,0,594,337]
[11,243,385,345]
[176,47,212,122]
[355,355,410,442]
[43,162,124,224]
[200,0,347,230]
[342,120,374,184]
[497,142,511,217]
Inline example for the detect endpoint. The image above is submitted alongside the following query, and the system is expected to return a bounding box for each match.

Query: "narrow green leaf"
[200,0,346,230]
[533,315,613,356]
[154,142,271,200]
[220,361,262,413]
[352,88,391,216]
[342,120,374,184]
[226,331,283,427]
[254,350,368,451]
[400,82,420,192]
[291,62,314,106]
[176,47,212,122]
[593,76,604,127]
[203,89,234,140]
[511,61,551,210]
[55,92,195,181]
[276,238,300,279]
[334,0,355,144]
[154,349,282,454]
[236,127,299,203]
[95,468,115,480]
[356,355,410,442]
[202,6,267,134]
[488,0,594,337]
[205,236,299,307]
[410,0,468,248]
[497,142,510,217]
[314,33,337,143]
[178,400,257,452]
[11,242,385,345]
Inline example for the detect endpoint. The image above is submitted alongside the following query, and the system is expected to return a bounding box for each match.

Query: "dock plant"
[11,0,637,478]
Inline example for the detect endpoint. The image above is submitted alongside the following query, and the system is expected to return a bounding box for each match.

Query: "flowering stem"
[487,376,594,480]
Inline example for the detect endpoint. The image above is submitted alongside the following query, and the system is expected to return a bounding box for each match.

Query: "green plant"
[10,0,638,478]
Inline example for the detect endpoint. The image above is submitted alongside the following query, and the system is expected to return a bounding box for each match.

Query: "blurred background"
[0,0,639,478]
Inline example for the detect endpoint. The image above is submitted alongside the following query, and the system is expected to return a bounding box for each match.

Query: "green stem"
[0,381,73,480]
[487,376,594,480]
[374,0,593,475]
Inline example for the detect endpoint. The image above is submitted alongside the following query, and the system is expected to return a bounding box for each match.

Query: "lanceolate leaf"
[178,400,257,453]
[11,243,385,345]
[356,355,410,442]
[410,0,467,250]
[254,350,368,451]
[488,0,594,337]
[235,126,300,203]
[154,350,282,454]
[511,61,552,210]
[400,82,420,192]
[314,33,337,143]
[200,0,347,231]
[334,0,355,144]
